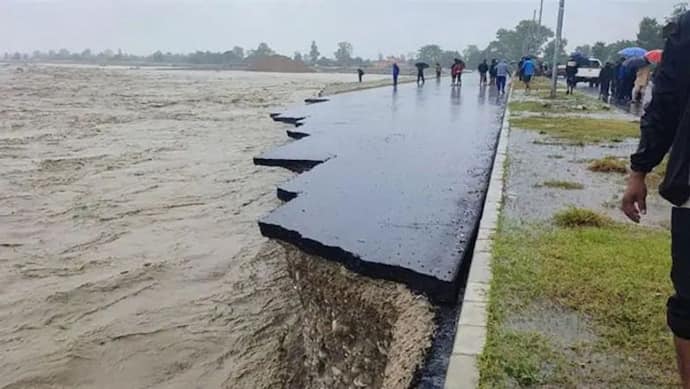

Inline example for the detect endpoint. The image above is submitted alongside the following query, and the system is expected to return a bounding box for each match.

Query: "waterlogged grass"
[511,116,640,144]
[539,180,585,190]
[480,215,677,387]
[588,156,628,174]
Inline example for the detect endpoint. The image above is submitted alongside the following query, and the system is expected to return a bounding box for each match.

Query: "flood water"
[0,64,401,388]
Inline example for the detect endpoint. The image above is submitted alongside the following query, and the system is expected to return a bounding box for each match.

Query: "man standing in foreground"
[622,11,690,388]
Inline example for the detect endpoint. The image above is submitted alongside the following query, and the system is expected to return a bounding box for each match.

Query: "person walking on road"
[622,11,690,389]
[520,57,536,90]
[489,59,498,86]
[415,62,428,85]
[357,68,364,83]
[495,59,510,95]
[453,59,465,86]
[435,63,442,80]
[392,63,400,87]
[478,59,489,85]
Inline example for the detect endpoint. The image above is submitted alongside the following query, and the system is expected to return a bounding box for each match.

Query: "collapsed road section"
[255,80,506,304]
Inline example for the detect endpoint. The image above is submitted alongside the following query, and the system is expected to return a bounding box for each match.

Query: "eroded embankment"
[277,242,436,388]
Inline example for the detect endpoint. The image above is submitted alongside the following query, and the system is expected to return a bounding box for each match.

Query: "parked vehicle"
[556,58,602,86]
[576,58,602,86]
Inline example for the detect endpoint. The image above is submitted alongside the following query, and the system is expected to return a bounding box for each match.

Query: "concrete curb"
[444,89,511,389]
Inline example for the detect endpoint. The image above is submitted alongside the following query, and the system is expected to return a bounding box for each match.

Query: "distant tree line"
[4,40,372,68]
[5,3,687,69]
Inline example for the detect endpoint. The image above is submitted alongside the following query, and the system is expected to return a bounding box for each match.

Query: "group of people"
[562,54,653,103]
[388,57,514,95]
[598,57,652,103]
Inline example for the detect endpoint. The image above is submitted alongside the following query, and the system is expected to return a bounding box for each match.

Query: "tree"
[152,51,164,62]
[606,40,638,61]
[462,45,483,68]
[417,44,443,64]
[334,41,353,65]
[249,42,274,58]
[544,38,568,65]
[574,44,592,57]
[440,50,462,67]
[232,46,244,60]
[637,17,664,50]
[293,51,303,62]
[667,2,689,23]
[482,20,554,61]
[591,41,608,60]
[309,41,320,64]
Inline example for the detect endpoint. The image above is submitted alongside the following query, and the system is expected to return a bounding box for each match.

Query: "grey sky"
[0,0,683,58]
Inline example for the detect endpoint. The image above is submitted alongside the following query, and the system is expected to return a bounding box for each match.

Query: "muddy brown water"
[0,65,433,389]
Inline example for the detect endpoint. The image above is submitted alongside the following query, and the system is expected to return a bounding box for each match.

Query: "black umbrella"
[570,52,590,67]
[415,62,430,70]
[623,56,649,71]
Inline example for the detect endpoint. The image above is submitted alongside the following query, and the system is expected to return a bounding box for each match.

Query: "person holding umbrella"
[415,62,429,85]
[632,49,663,103]
[621,56,650,102]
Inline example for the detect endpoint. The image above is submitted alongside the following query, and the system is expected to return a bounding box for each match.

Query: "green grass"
[511,116,640,144]
[510,95,608,114]
[588,156,628,173]
[539,180,585,190]
[480,216,676,387]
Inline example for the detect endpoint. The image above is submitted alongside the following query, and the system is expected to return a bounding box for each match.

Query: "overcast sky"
[0,0,683,58]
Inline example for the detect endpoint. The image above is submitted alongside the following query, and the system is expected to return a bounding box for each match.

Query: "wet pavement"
[575,83,651,117]
[255,78,507,303]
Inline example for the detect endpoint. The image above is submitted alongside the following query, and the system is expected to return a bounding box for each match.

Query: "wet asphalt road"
[256,76,507,303]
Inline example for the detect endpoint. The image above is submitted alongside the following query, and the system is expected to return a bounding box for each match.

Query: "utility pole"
[538,0,544,27]
[550,0,565,98]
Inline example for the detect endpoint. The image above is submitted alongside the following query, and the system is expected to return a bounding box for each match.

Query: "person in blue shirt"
[520,57,536,90]
[392,63,400,87]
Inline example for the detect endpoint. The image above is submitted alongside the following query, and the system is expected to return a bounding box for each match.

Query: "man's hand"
[622,171,648,223]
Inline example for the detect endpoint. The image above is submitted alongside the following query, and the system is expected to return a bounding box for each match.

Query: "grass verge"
[511,116,639,144]
[480,214,676,387]
[510,95,608,114]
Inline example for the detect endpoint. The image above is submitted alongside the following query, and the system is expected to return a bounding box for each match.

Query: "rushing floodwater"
[1,65,408,388]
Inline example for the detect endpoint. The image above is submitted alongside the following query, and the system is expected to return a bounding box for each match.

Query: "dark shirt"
[599,65,615,82]
[631,12,690,205]
[478,63,489,73]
